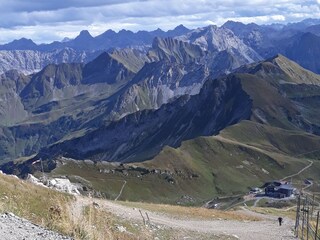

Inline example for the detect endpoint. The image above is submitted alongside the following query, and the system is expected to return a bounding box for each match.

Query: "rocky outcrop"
[177,25,262,63]
[109,61,209,119]
[0,70,29,125]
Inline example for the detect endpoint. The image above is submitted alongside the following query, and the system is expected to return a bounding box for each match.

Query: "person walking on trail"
[278,217,283,226]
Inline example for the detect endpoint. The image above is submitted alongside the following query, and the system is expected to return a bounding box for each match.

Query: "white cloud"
[0,0,319,43]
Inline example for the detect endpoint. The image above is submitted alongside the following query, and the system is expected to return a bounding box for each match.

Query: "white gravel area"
[0,212,71,240]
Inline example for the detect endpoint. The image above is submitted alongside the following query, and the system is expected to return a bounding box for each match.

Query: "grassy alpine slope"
[51,120,320,204]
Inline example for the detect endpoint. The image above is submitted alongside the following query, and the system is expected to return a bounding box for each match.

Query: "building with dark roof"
[265,183,295,198]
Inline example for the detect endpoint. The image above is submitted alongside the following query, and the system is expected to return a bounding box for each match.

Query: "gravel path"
[0,196,297,240]
[0,213,71,240]
[78,196,297,240]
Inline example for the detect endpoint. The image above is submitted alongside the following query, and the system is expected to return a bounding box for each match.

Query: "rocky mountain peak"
[269,54,320,85]
[152,28,164,33]
[82,51,135,84]
[0,38,38,50]
[238,54,320,86]
[13,38,35,45]
[97,29,117,38]
[222,21,259,30]
[173,24,189,33]
[177,25,262,63]
[82,52,112,77]
[166,25,191,37]
[119,29,134,34]
[75,30,93,41]
[222,20,244,28]
[61,37,71,43]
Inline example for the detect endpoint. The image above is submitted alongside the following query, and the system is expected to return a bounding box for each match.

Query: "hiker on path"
[278,217,283,226]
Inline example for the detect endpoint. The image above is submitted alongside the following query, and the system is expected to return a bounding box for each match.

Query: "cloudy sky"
[0,0,319,44]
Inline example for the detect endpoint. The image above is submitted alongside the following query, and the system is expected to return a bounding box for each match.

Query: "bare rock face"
[109,61,209,120]
[0,48,101,75]
[0,70,29,125]
[176,25,262,63]
[148,37,205,64]
[26,174,46,187]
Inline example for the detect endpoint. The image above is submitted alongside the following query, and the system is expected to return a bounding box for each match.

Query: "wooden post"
[40,158,45,179]
[315,211,319,240]
[307,206,309,240]
[139,209,146,225]
[311,194,315,220]
[145,212,150,224]
[302,198,306,240]
[295,195,301,237]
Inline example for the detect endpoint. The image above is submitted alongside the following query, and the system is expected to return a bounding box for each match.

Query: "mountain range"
[0,25,190,75]
[0,25,190,51]
[1,19,320,204]
[1,19,320,75]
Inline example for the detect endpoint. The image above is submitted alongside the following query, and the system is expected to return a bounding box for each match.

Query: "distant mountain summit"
[177,25,262,62]
[72,30,94,46]
[0,38,38,50]
[167,24,190,36]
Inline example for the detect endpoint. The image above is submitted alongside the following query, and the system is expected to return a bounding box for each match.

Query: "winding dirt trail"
[114,180,127,201]
[73,196,296,240]
[281,160,313,181]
